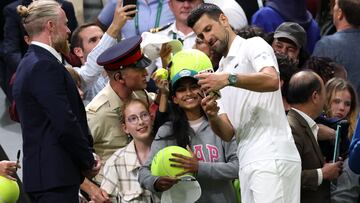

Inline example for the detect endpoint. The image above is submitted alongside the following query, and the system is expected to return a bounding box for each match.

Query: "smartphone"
[198,68,221,99]
[123,0,137,18]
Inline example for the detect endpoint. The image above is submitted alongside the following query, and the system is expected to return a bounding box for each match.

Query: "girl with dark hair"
[138,50,238,203]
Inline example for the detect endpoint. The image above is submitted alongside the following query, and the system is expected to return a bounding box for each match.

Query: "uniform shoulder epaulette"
[149,23,173,33]
[86,94,109,113]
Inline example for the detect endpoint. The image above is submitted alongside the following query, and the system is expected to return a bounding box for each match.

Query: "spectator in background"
[271,22,309,68]
[70,23,109,105]
[318,77,358,160]
[13,1,99,201]
[286,70,343,203]
[1,0,77,102]
[236,25,268,40]
[252,0,320,54]
[302,56,338,84]
[96,0,174,39]
[313,0,360,99]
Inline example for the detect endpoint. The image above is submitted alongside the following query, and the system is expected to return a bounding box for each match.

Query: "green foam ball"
[154,68,169,80]
[151,146,193,178]
[0,176,20,203]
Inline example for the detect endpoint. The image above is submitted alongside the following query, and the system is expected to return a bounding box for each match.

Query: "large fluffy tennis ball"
[151,146,193,178]
[0,176,20,203]
[154,68,169,80]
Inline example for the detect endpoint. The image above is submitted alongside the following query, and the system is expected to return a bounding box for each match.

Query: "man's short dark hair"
[187,3,223,28]
[302,56,336,84]
[339,0,360,26]
[286,70,322,104]
[70,23,98,51]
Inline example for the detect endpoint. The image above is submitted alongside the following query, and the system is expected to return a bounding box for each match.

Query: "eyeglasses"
[126,111,151,125]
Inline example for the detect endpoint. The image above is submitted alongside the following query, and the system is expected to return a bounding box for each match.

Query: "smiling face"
[192,14,231,56]
[123,101,153,142]
[329,89,352,119]
[172,77,202,112]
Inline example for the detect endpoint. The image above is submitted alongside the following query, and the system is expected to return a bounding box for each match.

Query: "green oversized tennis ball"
[151,146,193,178]
[154,68,169,80]
[0,176,20,203]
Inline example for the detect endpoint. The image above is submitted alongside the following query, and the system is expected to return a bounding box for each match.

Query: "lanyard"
[135,0,163,36]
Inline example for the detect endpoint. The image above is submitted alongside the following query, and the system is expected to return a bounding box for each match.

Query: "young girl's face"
[329,89,352,119]
[123,102,153,141]
[173,78,202,111]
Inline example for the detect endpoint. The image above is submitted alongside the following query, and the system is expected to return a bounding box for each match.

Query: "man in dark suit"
[1,0,78,102]
[286,70,343,203]
[12,1,100,202]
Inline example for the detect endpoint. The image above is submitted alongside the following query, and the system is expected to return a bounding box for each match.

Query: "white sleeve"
[77,32,117,90]
[247,37,279,73]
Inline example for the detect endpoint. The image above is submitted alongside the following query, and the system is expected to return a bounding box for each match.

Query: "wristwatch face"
[228,74,237,86]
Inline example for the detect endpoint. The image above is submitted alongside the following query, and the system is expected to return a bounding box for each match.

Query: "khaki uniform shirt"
[86,83,155,183]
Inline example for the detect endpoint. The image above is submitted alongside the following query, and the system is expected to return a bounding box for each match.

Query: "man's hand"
[83,153,101,179]
[0,160,20,181]
[322,159,343,180]
[196,72,229,94]
[154,176,178,192]
[89,187,110,203]
[170,146,199,177]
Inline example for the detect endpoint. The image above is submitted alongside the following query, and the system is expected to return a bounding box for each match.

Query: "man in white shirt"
[187,3,301,203]
[286,70,343,203]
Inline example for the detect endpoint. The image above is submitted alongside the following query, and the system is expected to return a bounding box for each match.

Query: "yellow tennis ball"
[154,68,169,80]
[151,146,193,178]
[0,176,20,203]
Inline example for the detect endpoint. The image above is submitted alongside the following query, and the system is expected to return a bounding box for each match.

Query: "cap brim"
[124,55,151,69]
[273,33,301,48]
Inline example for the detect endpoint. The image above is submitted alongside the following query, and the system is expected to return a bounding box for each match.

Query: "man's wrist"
[227,73,238,87]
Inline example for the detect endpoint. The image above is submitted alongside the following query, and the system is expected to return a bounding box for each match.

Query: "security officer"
[86,36,156,185]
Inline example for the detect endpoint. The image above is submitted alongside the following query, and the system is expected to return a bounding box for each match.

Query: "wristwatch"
[228,73,237,86]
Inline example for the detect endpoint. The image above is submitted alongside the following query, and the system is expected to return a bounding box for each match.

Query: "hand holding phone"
[123,0,137,17]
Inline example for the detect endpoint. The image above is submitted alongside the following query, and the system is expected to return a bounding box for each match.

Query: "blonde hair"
[17,0,61,36]
[325,77,358,139]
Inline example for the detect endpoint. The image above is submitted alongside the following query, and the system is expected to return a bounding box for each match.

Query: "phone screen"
[123,0,137,17]
[198,69,221,99]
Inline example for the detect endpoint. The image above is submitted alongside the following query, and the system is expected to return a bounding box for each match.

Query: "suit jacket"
[287,109,331,203]
[13,45,94,192]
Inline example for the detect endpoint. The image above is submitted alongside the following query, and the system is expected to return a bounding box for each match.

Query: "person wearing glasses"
[100,98,159,202]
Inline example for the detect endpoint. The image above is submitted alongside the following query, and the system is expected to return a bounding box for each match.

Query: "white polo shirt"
[218,36,301,167]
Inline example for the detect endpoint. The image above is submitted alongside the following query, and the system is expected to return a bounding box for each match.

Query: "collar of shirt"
[218,36,245,72]
[292,108,319,141]
[31,41,62,62]
[167,22,195,39]
[124,140,141,172]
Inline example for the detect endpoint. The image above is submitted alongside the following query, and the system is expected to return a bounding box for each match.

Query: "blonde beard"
[51,33,70,55]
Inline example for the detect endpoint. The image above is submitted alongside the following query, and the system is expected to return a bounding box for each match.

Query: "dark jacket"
[13,45,94,192]
[287,109,331,203]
